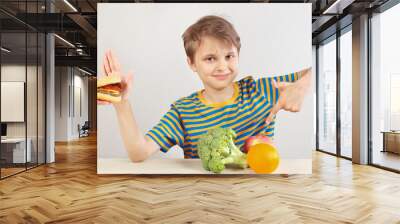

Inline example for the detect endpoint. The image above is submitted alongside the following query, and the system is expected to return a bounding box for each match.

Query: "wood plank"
[0,134,399,223]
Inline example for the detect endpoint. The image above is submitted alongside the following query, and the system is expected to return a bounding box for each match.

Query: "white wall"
[1,63,46,163]
[98,3,314,160]
[1,65,37,138]
[54,67,89,141]
[1,65,26,142]
[72,72,89,138]
[55,66,69,141]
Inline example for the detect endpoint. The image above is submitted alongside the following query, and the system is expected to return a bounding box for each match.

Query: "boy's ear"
[187,57,197,72]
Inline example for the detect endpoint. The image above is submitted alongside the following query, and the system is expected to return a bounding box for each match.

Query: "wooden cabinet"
[382,131,400,154]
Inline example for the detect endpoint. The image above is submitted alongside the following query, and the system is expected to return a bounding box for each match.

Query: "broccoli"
[197,127,247,173]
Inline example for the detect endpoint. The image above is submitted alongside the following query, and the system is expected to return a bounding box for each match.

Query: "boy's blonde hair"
[182,15,241,62]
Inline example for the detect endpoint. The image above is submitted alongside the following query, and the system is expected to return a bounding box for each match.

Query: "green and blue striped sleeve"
[256,72,299,105]
[145,106,185,153]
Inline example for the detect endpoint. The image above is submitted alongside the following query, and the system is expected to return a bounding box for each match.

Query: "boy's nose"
[216,60,228,71]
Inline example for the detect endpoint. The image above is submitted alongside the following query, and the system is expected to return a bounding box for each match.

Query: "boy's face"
[187,36,239,91]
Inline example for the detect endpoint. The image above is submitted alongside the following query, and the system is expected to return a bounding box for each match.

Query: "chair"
[78,121,90,138]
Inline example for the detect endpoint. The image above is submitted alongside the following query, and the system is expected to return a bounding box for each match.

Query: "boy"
[100,15,311,162]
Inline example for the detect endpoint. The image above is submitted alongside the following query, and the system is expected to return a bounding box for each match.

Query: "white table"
[1,138,31,163]
[98,157,312,175]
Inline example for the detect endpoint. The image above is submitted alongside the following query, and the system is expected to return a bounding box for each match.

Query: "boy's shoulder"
[172,91,200,108]
[237,75,259,92]
[239,75,256,85]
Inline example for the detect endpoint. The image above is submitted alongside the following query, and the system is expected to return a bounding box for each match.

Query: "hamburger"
[97,74,122,103]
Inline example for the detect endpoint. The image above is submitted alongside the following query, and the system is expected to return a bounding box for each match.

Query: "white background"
[1,82,24,122]
[98,3,314,161]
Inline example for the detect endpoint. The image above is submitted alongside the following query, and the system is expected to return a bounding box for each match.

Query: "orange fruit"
[247,143,280,174]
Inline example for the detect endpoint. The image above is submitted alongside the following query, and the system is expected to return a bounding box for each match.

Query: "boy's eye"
[226,55,235,59]
[205,57,215,62]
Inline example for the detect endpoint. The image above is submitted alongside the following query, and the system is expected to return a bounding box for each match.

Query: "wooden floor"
[1,163,45,178]
[1,167,26,178]
[0,134,400,223]
[373,151,400,171]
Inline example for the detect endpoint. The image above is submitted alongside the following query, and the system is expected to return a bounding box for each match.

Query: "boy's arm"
[100,50,184,160]
[100,50,160,162]
[114,99,160,162]
[265,67,312,124]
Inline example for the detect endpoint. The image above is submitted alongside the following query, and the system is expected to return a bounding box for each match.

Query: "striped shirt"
[146,73,299,158]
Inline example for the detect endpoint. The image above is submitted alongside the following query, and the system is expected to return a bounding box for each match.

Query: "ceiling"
[0,0,394,75]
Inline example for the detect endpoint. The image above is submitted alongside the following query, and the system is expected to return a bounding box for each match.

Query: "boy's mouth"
[212,73,230,81]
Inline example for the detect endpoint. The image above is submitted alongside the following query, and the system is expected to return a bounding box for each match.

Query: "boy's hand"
[97,99,112,105]
[97,49,133,105]
[265,67,312,125]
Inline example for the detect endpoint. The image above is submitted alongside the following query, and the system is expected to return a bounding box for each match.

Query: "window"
[390,74,400,130]
[370,2,400,171]
[0,1,47,179]
[318,37,337,154]
[340,29,352,158]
